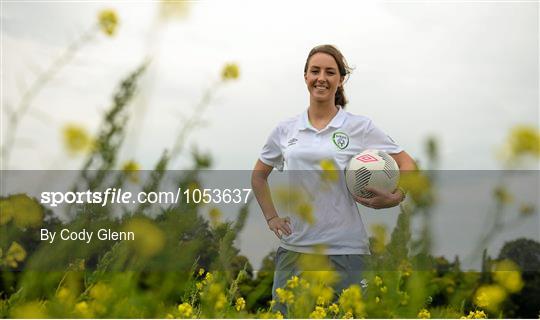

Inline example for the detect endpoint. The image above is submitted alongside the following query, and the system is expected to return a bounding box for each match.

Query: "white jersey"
[259,107,402,254]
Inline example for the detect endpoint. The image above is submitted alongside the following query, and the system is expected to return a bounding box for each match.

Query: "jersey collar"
[299,106,347,131]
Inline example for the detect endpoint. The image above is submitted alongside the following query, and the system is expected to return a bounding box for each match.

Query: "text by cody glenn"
[40,228,135,244]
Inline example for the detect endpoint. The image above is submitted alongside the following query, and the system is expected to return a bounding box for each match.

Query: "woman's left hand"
[354,187,403,209]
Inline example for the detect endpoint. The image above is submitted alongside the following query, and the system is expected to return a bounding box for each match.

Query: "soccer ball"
[345,149,400,198]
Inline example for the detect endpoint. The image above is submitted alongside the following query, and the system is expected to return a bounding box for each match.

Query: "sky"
[1,0,539,269]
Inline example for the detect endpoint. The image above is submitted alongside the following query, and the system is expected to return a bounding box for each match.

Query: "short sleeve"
[259,125,285,171]
[363,119,403,154]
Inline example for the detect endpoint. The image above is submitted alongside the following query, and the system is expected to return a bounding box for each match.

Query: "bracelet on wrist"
[266,216,278,223]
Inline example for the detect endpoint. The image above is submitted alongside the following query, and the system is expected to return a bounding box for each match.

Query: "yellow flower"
[374,275,383,287]
[208,208,222,227]
[205,272,213,282]
[320,159,339,182]
[221,63,240,81]
[56,287,74,302]
[338,285,364,317]
[195,282,203,290]
[122,160,140,183]
[122,217,165,257]
[63,124,93,155]
[328,303,339,314]
[9,301,47,318]
[0,194,43,228]
[286,275,299,289]
[474,285,507,311]
[295,202,315,225]
[235,297,246,311]
[98,9,118,36]
[507,125,540,158]
[493,186,513,204]
[399,171,432,205]
[492,260,524,293]
[89,282,112,301]
[274,311,284,319]
[311,285,334,306]
[342,311,353,319]
[380,285,388,293]
[417,308,431,319]
[5,241,27,268]
[178,302,193,318]
[309,306,327,319]
[275,288,294,305]
[519,203,535,216]
[198,268,205,276]
[158,0,190,21]
[465,310,487,319]
[268,299,276,309]
[75,301,93,318]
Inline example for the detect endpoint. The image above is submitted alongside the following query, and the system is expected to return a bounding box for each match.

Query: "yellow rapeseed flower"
[221,63,240,81]
[338,285,364,317]
[342,311,353,319]
[320,159,339,182]
[493,186,513,204]
[328,303,339,314]
[492,260,524,293]
[235,297,246,312]
[374,275,383,287]
[56,287,74,302]
[89,282,112,301]
[63,124,93,155]
[158,0,190,21]
[311,285,334,306]
[286,275,299,289]
[122,217,166,257]
[309,306,327,319]
[519,203,535,216]
[208,207,222,227]
[98,9,118,36]
[205,272,213,282]
[474,285,506,311]
[1,194,43,228]
[198,268,205,276]
[507,125,540,158]
[75,301,93,318]
[275,288,294,305]
[178,302,193,318]
[195,282,203,290]
[122,160,141,183]
[399,171,432,205]
[463,310,487,319]
[417,308,431,319]
[5,241,27,268]
[295,202,315,225]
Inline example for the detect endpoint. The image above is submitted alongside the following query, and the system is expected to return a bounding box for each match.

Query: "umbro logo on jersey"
[332,132,349,150]
[287,138,298,146]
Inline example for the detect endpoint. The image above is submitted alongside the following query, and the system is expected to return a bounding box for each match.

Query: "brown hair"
[303,44,352,108]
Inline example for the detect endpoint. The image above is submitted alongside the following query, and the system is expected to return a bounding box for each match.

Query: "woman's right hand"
[267,216,292,239]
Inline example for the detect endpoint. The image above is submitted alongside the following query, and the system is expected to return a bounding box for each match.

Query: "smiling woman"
[251,44,417,316]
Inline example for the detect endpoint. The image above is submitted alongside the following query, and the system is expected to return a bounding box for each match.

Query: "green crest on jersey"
[332,131,349,150]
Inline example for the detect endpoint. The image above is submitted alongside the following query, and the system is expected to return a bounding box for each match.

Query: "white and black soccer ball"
[345,149,400,198]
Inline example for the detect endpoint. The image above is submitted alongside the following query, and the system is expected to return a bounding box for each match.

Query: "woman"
[251,44,416,314]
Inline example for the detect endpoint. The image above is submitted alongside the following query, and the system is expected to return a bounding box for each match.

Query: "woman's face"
[304,52,343,104]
